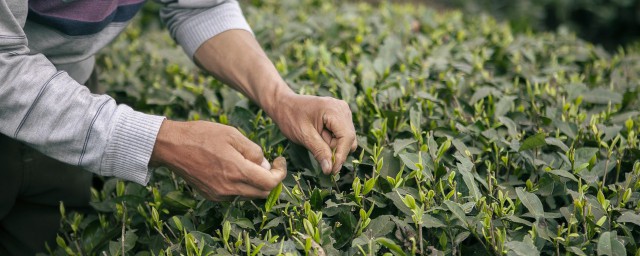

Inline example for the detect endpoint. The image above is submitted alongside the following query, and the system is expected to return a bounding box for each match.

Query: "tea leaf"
[617,211,640,227]
[393,138,417,156]
[505,239,539,256]
[444,200,468,226]
[376,238,406,256]
[457,162,481,202]
[597,231,626,256]
[519,133,547,152]
[163,191,196,210]
[516,187,544,218]
[265,183,283,212]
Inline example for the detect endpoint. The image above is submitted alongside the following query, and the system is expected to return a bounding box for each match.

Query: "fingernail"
[321,159,331,174]
[261,157,271,170]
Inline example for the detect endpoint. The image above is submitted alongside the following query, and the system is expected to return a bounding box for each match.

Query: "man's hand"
[266,92,357,175]
[150,120,287,201]
[193,29,357,175]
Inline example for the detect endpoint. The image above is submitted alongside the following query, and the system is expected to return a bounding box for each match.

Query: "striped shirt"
[0,0,252,184]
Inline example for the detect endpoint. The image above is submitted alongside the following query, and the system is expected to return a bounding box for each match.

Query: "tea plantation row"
[52,0,640,255]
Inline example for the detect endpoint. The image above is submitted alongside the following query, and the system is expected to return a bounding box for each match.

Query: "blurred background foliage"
[361,0,640,51]
[141,0,640,50]
[440,0,640,51]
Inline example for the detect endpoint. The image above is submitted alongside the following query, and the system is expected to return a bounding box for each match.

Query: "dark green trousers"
[0,72,103,255]
[0,135,93,255]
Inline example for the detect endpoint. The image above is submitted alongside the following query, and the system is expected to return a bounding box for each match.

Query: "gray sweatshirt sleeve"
[0,1,165,184]
[154,0,253,58]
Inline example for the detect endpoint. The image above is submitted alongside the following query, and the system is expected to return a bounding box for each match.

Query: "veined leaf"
[597,231,626,256]
[163,191,196,210]
[519,133,547,152]
[422,214,446,228]
[617,211,640,227]
[457,162,481,202]
[505,237,539,256]
[444,200,468,226]
[393,138,417,156]
[516,187,544,218]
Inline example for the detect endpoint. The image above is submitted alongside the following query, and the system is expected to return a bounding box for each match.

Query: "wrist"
[260,80,296,120]
[150,119,182,167]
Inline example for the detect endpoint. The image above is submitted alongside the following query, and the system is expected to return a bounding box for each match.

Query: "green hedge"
[51,0,640,255]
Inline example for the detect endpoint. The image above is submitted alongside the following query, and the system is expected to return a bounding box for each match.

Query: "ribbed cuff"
[101,107,165,185]
[175,1,253,58]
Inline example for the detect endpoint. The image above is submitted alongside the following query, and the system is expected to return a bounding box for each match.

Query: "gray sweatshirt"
[0,0,252,184]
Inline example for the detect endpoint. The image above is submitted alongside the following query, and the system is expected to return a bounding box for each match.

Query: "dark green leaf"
[516,187,544,218]
[457,162,481,202]
[617,211,640,227]
[519,133,547,152]
[422,214,446,228]
[505,238,539,256]
[163,191,196,210]
[393,138,417,156]
[597,231,626,256]
[444,200,468,226]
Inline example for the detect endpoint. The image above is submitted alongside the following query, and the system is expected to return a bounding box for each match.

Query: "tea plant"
[51,0,640,255]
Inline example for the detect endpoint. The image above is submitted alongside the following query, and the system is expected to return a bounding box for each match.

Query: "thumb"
[303,130,333,175]
[267,156,287,184]
[271,156,287,176]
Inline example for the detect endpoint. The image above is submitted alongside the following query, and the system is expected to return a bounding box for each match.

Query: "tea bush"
[51,0,640,255]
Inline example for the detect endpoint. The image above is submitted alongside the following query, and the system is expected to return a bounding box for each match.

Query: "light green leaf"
[376,237,407,256]
[265,183,283,212]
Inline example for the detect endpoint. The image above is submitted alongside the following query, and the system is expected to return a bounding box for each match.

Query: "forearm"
[0,1,164,184]
[193,30,294,115]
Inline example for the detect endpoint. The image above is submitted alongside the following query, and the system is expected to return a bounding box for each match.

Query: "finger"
[232,131,265,165]
[235,183,271,199]
[351,138,358,152]
[209,185,271,201]
[270,156,287,180]
[240,156,287,191]
[321,129,336,148]
[324,117,357,174]
[303,127,334,174]
[261,157,271,170]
